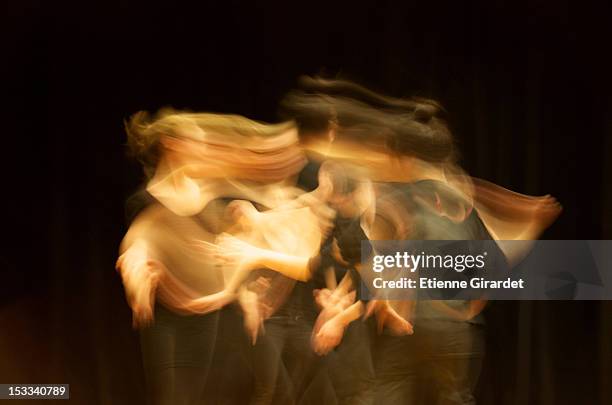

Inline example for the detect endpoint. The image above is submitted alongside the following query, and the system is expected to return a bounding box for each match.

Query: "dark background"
[1,1,611,404]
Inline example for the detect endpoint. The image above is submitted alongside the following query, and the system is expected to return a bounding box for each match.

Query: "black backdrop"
[1,1,611,404]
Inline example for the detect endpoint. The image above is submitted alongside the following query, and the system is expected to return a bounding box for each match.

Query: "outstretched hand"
[194,234,262,271]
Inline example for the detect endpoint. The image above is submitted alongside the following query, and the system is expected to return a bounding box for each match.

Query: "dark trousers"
[250,315,334,405]
[374,320,485,405]
[327,318,376,405]
[140,304,219,405]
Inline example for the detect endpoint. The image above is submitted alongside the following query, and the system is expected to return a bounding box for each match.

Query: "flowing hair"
[125,108,298,178]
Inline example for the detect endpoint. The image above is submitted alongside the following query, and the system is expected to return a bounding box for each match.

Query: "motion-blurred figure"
[283,77,561,405]
[117,110,310,405]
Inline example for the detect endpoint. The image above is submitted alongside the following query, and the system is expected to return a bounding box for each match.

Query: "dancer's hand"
[116,241,161,329]
[313,288,355,316]
[313,317,345,356]
[313,289,356,339]
[313,288,336,310]
[197,234,263,271]
[130,275,158,328]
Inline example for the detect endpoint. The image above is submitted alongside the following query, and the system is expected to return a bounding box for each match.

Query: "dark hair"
[295,76,441,115]
[280,76,456,163]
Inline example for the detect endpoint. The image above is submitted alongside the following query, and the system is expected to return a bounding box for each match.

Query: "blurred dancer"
[276,77,561,404]
[117,110,307,405]
[209,132,379,405]
[214,157,355,405]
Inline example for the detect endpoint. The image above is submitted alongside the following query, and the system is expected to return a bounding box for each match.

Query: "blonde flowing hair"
[125,108,300,179]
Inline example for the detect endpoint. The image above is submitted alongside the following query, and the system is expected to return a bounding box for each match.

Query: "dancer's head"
[125,109,307,216]
[279,76,456,164]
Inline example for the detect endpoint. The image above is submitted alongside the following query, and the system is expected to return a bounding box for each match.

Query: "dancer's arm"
[116,238,163,328]
[255,249,318,281]
[210,234,320,283]
[328,300,364,328]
